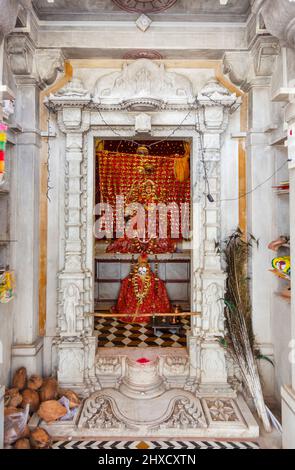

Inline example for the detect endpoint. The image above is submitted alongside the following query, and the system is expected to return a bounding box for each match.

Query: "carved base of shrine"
[29,391,258,440]
[30,353,259,440]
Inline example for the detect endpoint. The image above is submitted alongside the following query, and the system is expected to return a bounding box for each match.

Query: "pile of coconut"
[4,367,81,449]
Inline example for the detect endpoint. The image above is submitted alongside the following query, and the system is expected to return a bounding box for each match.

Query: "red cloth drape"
[97,150,190,252]
[114,272,171,324]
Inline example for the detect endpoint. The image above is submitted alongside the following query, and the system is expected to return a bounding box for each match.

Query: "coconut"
[12,367,27,390]
[21,389,40,413]
[4,406,21,417]
[27,374,43,391]
[37,400,67,423]
[30,427,52,449]
[58,388,80,408]
[39,377,58,402]
[4,388,22,408]
[19,424,30,439]
[14,438,31,449]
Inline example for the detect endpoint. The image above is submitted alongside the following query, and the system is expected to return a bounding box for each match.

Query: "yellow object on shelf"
[271,256,290,275]
[0,271,15,303]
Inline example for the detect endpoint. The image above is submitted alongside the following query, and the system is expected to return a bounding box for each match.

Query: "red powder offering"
[136,357,150,364]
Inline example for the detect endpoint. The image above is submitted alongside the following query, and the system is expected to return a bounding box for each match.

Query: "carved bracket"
[0,0,32,41]
[6,33,64,89]
[261,0,295,49]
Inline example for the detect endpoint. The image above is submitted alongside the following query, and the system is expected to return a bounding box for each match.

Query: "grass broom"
[223,228,271,432]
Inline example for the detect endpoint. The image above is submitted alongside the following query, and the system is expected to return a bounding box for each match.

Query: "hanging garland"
[131,266,152,305]
[0,123,8,184]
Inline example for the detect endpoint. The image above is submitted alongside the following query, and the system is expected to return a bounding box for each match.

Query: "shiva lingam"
[119,356,166,399]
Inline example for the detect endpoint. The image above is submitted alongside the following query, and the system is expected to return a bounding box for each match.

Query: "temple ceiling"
[32,0,251,22]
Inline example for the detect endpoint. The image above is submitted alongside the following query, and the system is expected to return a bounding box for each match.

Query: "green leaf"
[219,337,228,348]
[256,354,274,367]
[224,299,237,314]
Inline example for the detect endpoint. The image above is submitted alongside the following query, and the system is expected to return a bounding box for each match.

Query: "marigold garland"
[131,267,152,305]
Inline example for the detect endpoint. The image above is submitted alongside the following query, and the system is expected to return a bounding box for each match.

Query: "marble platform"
[29,356,259,440]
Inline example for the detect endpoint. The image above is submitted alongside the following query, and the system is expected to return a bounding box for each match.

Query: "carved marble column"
[48,79,98,392]
[196,80,237,392]
[6,33,64,376]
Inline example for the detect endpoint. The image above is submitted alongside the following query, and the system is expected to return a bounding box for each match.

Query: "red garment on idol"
[114,272,171,324]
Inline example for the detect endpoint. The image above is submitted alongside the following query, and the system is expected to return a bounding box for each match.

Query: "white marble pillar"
[281,102,295,449]
[48,79,98,393]
[10,75,43,375]
[189,80,237,392]
[6,34,64,376]
[246,84,276,399]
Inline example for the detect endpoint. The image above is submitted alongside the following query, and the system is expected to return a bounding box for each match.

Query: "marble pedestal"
[29,357,259,440]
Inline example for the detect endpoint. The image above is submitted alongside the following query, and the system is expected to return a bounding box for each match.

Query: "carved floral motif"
[156,397,207,429]
[205,399,239,422]
[84,396,126,429]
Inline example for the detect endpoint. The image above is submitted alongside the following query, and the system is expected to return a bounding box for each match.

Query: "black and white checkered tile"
[52,440,259,449]
[94,317,190,348]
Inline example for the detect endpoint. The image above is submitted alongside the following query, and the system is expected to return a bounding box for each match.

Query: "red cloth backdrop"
[97,149,190,244]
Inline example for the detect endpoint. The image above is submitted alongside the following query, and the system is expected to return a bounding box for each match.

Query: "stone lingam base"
[29,357,259,440]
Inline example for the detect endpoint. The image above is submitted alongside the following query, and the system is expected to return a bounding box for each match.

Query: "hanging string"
[202,92,242,114]
[96,97,288,204]
[97,108,193,149]
[220,159,288,202]
[46,108,54,202]
[194,104,214,202]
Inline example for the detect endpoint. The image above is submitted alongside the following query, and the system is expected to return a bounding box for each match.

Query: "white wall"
[0,47,16,387]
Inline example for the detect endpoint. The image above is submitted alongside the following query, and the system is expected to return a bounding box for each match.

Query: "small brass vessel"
[172,304,182,324]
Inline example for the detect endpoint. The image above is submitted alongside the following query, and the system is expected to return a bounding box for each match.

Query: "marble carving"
[47,59,240,406]
[93,59,194,109]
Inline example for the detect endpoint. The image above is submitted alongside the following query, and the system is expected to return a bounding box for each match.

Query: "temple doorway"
[94,139,191,349]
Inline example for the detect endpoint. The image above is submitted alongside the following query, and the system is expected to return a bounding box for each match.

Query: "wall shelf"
[271,87,295,102]
[275,190,290,195]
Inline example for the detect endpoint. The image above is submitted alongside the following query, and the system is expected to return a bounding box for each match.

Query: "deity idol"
[114,253,171,324]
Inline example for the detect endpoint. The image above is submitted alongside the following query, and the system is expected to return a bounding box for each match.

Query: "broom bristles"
[224,229,271,432]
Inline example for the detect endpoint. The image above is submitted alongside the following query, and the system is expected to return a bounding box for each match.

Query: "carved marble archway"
[47,59,237,395]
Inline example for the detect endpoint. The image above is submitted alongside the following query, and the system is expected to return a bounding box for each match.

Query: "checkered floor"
[52,440,259,449]
[94,316,189,348]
